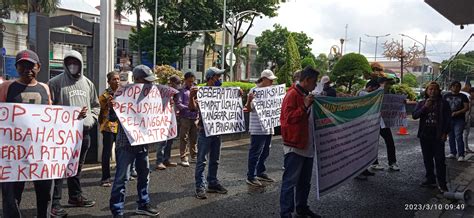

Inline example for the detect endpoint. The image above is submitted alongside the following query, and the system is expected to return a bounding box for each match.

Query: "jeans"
[420,137,446,185]
[247,135,272,180]
[280,152,314,217]
[463,121,471,151]
[374,128,397,165]
[2,180,53,218]
[195,131,221,189]
[449,119,465,156]
[110,146,151,215]
[53,130,91,207]
[179,117,198,161]
[101,131,117,181]
[156,140,173,164]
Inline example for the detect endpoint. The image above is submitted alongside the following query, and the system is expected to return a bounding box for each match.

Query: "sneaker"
[180,161,190,167]
[129,176,135,181]
[256,174,275,182]
[207,184,228,194]
[156,163,167,170]
[355,174,368,180]
[100,180,112,187]
[447,154,456,159]
[388,163,400,171]
[246,178,263,187]
[50,205,68,217]
[68,196,96,207]
[296,207,321,218]
[439,183,449,193]
[131,170,138,178]
[136,203,160,216]
[370,164,385,170]
[164,161,178,167]
[458,156,465,162]
[195,188,207,199]
[190,157,197,163]
[420,180,437,188]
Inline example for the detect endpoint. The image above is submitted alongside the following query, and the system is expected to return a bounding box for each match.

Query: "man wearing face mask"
[48,50,100,216]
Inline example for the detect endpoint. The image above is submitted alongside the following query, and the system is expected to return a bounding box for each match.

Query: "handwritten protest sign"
[313,90,383,197]
[381,94,407,128]
[197,86,245,137]
[252,84,286,129]
[0,103,83,182]
[113,84,178,146]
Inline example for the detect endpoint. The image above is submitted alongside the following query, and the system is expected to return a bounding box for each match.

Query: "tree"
[314,53,329,73]
[255,24,313,69]
[331,53,371,92]
[441,52,474,82]
[382,39,424,82]
[3,0,60,14]
[277,34,301,87]
[402,72,418,87]
[301,56,316,69]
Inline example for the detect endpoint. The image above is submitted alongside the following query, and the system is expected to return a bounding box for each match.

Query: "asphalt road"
[1,120,440,217]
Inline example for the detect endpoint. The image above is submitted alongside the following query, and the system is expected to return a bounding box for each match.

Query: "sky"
[84,0,474,63]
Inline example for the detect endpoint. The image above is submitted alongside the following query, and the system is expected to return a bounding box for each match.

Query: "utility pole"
[358,37,361,54]
[400,38,404,83]
[221,0,226,71]
[153,0,158,67]
[344,24,348,54]
[365,33,390,61]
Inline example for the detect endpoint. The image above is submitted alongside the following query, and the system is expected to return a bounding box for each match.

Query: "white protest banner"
[381,94,408,128]
[113,84,178,145]
[252,84,286,129]
[0,103,83,182]
[197,86,245,137]
[313,90,383,197]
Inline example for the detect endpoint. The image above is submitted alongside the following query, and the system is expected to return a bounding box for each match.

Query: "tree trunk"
[348,75,354,92]
[136,7,142,65]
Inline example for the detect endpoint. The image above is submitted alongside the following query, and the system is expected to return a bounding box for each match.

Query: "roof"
[425,0,474,25]
[59,0,100,16]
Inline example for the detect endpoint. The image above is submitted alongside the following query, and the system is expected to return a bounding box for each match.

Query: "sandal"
[100,180,112,187]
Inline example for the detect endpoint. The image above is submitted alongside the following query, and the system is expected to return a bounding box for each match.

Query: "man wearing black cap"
[109,65,160,217]
[0,50,53,218]
[48,50,100,216]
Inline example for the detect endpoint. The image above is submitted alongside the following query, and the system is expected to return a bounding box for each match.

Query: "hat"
[320,76,330,84]
[260,69,277,80]
[16,50,40,65]
[205,67,225,81]
[133,65,157,82]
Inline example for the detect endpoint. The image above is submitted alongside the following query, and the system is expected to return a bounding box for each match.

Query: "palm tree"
[116,0,145,65]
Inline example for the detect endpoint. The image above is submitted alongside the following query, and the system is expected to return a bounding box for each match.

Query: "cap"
[205,67,225,81]
[320,76,330,84]
[16,50,40,65]
[133,65,157,82]
[260,69,277,80]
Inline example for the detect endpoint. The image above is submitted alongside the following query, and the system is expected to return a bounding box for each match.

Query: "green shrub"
[389,84,417,100]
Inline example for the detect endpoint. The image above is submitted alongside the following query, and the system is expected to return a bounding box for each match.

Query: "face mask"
[67,64,80,75]
[214,79,222,87]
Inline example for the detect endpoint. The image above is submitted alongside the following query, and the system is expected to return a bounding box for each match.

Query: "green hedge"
[197,81,256,92]
[389,84,417,100]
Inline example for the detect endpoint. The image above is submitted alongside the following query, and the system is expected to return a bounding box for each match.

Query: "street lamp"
[227,10,262,81]
[365,33,391,61]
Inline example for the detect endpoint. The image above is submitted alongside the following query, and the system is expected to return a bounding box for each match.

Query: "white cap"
[260,69,277,80]
[320,76,330,84]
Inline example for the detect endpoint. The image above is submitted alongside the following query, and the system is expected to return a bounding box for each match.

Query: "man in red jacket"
[280,66,320,218]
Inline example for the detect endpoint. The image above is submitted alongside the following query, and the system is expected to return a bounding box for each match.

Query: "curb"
[82,135,283,172]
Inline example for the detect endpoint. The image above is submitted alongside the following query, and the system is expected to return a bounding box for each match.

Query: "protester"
[49,50,99,216]
[355,79,380,180]
[280,66,320,218]
[176,72,199,167]
[413,81,451,192]
[320,76,336,97]
[99,71,121,187]
[461,85,474,153]
[155,75,181,170]
[370,77,400,171]
[0,50,54,218]
[109,65,160,217]
[444,81,470,161]
[244,69,278,187]
[189,67,229,199]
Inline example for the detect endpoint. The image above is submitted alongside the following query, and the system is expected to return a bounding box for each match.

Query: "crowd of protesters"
[1,50,473,218]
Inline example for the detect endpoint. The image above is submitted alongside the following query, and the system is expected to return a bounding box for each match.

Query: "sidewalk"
[415,144,474,217]
[82,135,282,172]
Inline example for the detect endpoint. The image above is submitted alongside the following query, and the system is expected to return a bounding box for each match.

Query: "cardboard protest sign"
[197,86,245,137]
[381,94,408,128]
[251,84,286,129]
[113,84,178,145]
[312,90,383,197]
[0,103,83,182]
